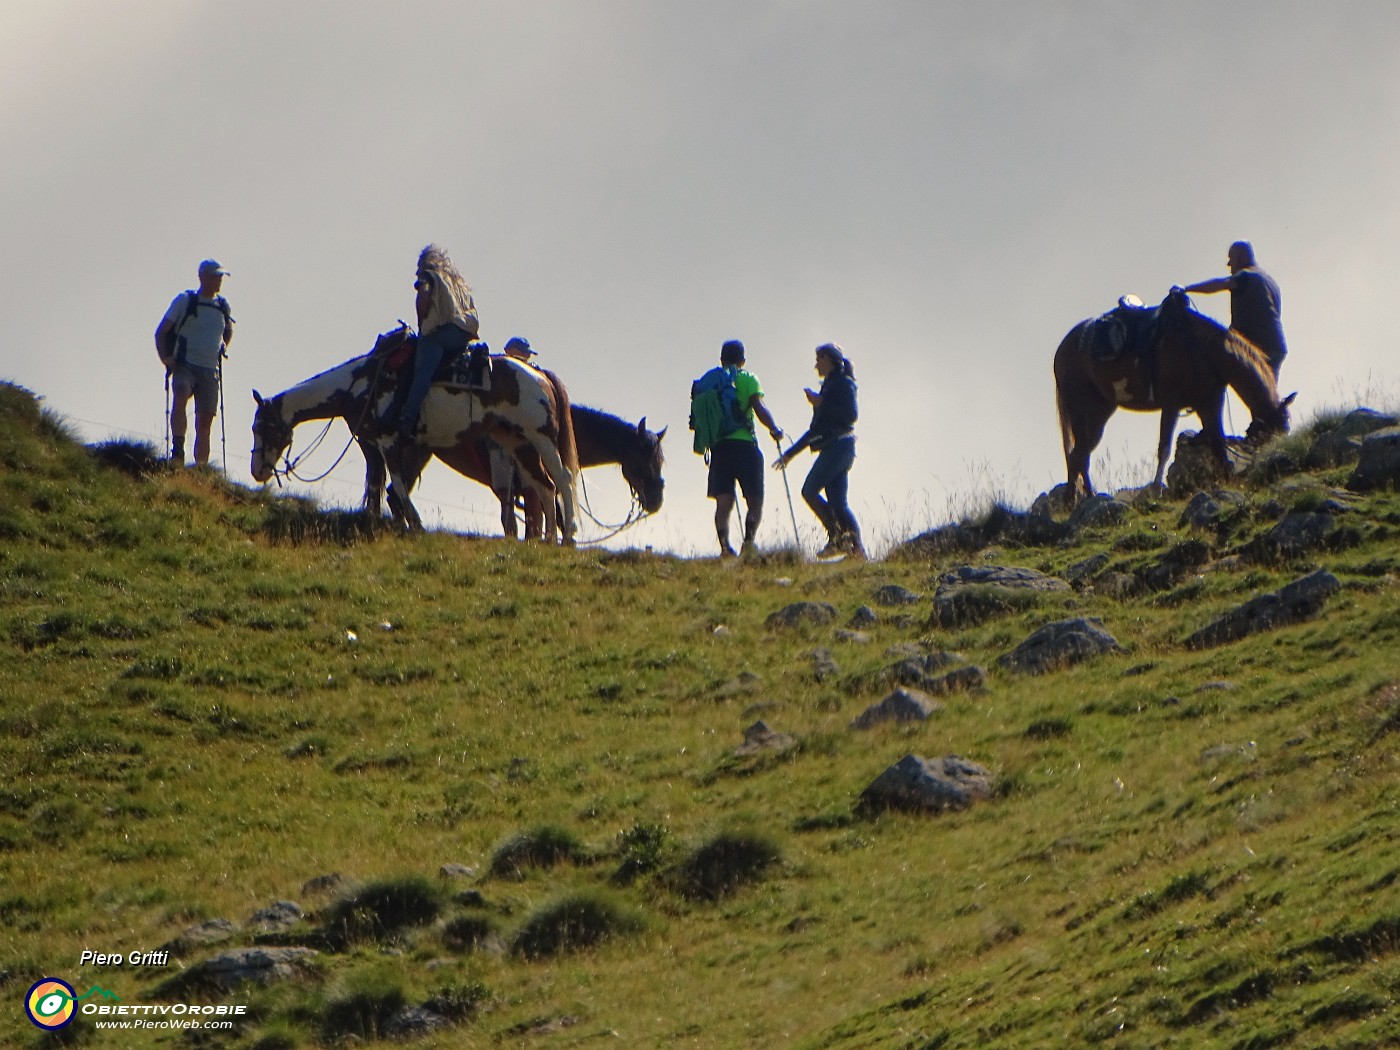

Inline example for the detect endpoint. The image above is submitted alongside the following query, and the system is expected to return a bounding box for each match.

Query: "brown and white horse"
[251,326,579,542]
[368,403,666,540]
[1054,288,1294,501]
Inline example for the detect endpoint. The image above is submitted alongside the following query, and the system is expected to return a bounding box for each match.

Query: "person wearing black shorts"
[705,340,783,557]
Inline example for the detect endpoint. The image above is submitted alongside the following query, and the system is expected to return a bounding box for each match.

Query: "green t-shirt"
[722,369,763,444]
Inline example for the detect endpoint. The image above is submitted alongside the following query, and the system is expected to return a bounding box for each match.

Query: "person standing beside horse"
[703,339,783,558]
[1181,240,1288,378]
[774,342,864,560]
[389,244,480,441]
[154,258,234,467]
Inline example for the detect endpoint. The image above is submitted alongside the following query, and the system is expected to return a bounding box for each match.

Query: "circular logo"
[25,978,77,1030]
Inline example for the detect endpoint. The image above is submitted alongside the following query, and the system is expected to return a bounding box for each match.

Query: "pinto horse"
[1054,288,1294,500]
[251,325,579,542]
[362,403,666,540]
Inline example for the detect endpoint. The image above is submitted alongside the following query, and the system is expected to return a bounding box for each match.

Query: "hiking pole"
[163,370,172,461]
[772,432,802,549]
[218,353,227,472]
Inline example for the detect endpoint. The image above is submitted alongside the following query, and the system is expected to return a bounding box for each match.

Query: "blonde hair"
[417,244,479,334]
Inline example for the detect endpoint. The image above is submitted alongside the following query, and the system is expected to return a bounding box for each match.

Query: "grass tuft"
[509,890,646,959]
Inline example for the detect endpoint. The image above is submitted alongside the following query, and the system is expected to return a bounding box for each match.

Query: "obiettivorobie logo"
[24,979,119,1030]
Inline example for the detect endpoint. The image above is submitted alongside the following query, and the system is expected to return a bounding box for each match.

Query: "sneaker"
[839,532,866,560]
[816,539,845,559]
[719,545,738,559]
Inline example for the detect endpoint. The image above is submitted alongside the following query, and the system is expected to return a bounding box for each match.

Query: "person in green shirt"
[705,340,783,557]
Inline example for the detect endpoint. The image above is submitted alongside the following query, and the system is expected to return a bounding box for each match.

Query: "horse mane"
[416,244,477,333]
[1184,310,1280,400]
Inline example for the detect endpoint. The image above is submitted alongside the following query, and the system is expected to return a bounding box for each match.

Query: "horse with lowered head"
[366,403,666,540]
[251,325,579,542]
[1054,286,1294,501]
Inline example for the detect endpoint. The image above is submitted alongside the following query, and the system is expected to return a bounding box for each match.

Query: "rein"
[263,344,395,486]
[571,471,648,545]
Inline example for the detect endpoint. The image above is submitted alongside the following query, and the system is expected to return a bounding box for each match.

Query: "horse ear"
[253,390,264,406]
[655,426,667,442]
[636,416,647,434]
[1282,392,1297,407]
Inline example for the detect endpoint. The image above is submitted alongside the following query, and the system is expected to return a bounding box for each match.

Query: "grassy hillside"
[1,379,1397,1049]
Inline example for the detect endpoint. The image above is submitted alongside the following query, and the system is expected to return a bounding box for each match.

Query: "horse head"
[250,389,293,483]
[619,416,666,513]
[1245,390,1296,446]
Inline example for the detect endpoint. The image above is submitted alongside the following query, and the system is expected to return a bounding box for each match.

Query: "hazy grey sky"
[4,2,1399,555]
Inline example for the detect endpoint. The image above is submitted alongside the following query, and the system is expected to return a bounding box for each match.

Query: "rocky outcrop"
[1185,569,1341,649]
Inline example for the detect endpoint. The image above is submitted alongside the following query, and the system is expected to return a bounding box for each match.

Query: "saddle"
[1081,295,1161,363]
[445,343,492,390]
[377,334,489,387]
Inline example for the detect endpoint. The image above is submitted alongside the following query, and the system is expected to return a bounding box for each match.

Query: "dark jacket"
[788,372,857,456]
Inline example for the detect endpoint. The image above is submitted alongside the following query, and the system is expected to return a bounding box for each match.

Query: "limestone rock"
[1185,569,1341,649]
[858,754,994,814]
[850,688,942,729]
[997,618,1122,675]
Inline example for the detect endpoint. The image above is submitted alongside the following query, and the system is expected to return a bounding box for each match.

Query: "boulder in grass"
[169,947,319,993]
[765,602,838,629]
[997,618,1122,675]
[1185,569,1340,649]
[850,688,942,730]
[1347,427,1400,492]
[858,754,994,815]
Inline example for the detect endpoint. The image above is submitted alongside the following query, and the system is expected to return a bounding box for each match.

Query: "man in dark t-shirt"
[1183,240,1287,377]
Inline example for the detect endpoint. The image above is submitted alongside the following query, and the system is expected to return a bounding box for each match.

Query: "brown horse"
[1054,288,1294,500]
[372,403,666,540]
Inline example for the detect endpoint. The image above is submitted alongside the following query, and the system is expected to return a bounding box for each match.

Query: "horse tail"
[539,367,579,475]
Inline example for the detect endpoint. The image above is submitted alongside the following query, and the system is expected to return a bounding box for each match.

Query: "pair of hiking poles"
[162,353,228,470]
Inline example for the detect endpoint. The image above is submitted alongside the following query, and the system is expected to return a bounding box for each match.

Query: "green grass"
[1,379,1398,1047]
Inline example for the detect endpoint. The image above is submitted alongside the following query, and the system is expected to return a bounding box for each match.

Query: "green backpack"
[689,366,747,455]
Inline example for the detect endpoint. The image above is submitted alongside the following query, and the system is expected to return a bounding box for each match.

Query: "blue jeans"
[801,436,858,537]
[399,324,471,432]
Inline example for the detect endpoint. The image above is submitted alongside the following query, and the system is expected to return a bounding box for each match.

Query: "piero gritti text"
[80,950,170,967]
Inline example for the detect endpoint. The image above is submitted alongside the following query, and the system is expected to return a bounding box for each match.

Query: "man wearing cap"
[503,336,536,362]
[155,259,234,466]
[1182,241,1288,377]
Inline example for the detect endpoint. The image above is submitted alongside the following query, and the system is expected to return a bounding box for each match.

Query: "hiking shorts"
[707,438,764,504]
[171,365,220,417]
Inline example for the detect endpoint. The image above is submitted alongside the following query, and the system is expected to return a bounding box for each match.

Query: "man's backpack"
[689,365,748,456]
[159,291,231,362]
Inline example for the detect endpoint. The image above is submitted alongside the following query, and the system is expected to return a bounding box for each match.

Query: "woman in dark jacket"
[775,343,864,559]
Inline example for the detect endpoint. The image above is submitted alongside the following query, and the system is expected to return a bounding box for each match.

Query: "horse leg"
[1069,406,1111,502]
[383,441,429,531]
[360,438,387,517]
[1152,408,1180,493]
[1198,390,1231,470]
[529,438,577,546]
[522,487,544,541]
[496,485,519,539]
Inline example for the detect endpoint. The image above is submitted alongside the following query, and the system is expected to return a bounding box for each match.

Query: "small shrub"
[672,830,782,901]
[1024,717,1073,740]
[320,967,407,1041]
[509,890,645,959]
[488,825,588,879]
[612,822,671,884]
[441,913,500,952]
[423,980,492,1020]
[321,876,443,949]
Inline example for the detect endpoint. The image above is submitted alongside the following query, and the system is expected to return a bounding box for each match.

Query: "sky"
[3,1,1400,557]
